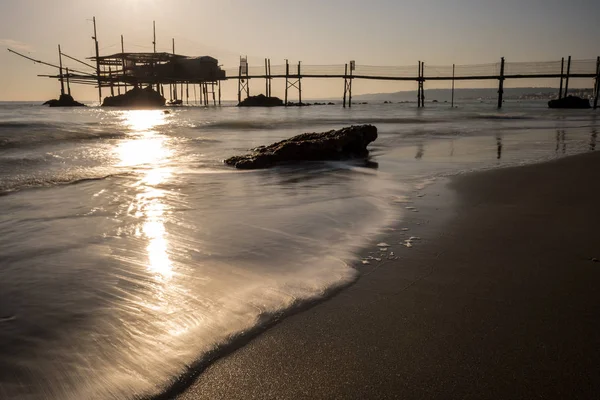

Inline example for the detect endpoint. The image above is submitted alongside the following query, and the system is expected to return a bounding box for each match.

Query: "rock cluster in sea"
[102,86,166,108]
[548,95,591,109]
[43,94,85,107]
[238,94,284,107]
[224,124,378,169]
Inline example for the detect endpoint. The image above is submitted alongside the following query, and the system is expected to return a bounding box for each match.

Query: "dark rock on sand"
[327,102,335,105]
[102,86,166,108]
[225,125,377,169]
[43,94,85,107]
[548,95,591,109]
[238,94,284,107]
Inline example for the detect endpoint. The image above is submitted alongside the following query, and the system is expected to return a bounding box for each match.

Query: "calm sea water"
[0,100,598,399]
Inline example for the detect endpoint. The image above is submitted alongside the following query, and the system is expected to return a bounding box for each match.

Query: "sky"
[0,0,598,101]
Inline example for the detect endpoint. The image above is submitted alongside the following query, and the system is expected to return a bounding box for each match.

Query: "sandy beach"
[176,151,600,399]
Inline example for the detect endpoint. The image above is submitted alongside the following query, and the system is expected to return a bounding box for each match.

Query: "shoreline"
[174,150,600,399]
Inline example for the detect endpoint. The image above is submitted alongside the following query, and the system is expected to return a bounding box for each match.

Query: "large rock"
[238,94,284,107]
[548,95,591,109]
[43,94,85,107]
[225,125,378,169]
[103,86,166,108]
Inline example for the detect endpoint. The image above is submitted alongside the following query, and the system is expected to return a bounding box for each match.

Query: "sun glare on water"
[115,109,175,281]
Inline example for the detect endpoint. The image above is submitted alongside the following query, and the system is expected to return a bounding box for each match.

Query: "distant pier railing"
[227,57,600,109]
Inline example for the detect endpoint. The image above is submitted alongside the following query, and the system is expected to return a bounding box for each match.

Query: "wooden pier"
[6,17,600,109]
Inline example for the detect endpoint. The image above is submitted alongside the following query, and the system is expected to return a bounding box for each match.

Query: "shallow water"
[0,100,598,399]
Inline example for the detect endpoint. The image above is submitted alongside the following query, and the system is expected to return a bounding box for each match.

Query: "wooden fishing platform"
[7,18,600,109]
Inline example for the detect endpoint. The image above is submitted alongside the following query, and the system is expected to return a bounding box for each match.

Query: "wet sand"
[176,151,600,400]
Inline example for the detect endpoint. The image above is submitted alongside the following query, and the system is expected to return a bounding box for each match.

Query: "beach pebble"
[361,260,371,265]
[401,228,409,231]
[404,242,413,248]
[374,258,382,261]
[377,242,390,247]
[409,236,421,241]
[380,248,388,252]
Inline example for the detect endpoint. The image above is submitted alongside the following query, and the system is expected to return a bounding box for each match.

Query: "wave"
[0,172,131,196]
[0,129,126,150]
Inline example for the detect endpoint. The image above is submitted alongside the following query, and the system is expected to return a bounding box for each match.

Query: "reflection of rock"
[238,94,284,107]
[102,87,166,108]
[548,96,591,109]
[225,125,378,169]
[43,94,85,107]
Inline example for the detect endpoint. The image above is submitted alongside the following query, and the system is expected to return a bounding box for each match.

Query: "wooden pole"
[58,45,65,96]
[171,38,175,101]
[212,82,216,106]
[564,55,571,97]
[421,61,425,107]
[92,17,102,103]
[298,61,302,106]
[497,57,505,109]
[594,56,600,110]
[218,80,221,106]
[348,61,353,108]
[186,83,189,105]
[265,58,269,96]
[268,59,272,97]
[65,67,71,96]
[109,66,114,96]
[417,61,421,107]
[121,35,127,93]
[153,21,156,53]
[558,57,564,99]
[451,64,455,107]
[343,63,348,108]
[193,84,197,105]
[285,59,289,106]
[246,60,250,98]
[238,65,242,104]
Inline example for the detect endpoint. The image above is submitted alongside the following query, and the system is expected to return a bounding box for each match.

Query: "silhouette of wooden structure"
[6,17,600,109]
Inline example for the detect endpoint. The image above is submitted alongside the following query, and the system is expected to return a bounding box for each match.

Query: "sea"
[0,100,598,399]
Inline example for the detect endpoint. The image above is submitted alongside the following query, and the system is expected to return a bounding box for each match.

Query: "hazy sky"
[0,0,598,100]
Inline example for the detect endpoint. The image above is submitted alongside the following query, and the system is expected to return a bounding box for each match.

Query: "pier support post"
[121,35,127,93]
[65,67,71,96]
[558,57,564,99]
[497,57,505,109]
[564,56,571,97]
[298,62,302,105]
[265,58,269,97]
[594,56,600,110]
[343,64,348,108]
[285,59,289,106]
[420,61,425,107]
[58,45,65,96]
[92,17,102,103]
[451,64,455,107]
[348,60,354,108]
[108,66,115,96]
[268,59,272,97]
[218,80,221,106]
[417,61,421,107]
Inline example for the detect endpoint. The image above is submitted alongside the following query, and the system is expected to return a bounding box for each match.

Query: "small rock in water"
[361,260,371,265]
[409,236,421,241]
[404,242,413,248]
[374,258,382,261]
[380,248,388,252]
[377,242,390,247]
[401,228,409,231]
